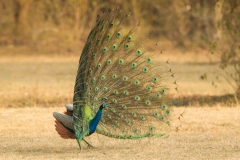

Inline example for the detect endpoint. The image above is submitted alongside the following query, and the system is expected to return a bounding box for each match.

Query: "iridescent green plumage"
[53,8,175,149]
[73,8,174,146]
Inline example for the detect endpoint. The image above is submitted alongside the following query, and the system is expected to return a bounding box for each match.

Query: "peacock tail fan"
[73,8,176,143]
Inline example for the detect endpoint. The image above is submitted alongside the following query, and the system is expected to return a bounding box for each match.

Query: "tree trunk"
[14,0,33,37]
[214,0,224,40]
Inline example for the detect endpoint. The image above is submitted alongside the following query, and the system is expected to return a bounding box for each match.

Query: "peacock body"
[53,8,175,149]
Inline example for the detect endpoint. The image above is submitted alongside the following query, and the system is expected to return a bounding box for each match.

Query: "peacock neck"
[89,104,104,135]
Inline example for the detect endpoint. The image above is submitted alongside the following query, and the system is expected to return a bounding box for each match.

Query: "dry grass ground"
[0,53,234,108]
[0,106,239,160]
[0,53,239,159]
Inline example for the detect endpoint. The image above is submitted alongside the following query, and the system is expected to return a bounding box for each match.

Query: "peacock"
[53,8,176,149]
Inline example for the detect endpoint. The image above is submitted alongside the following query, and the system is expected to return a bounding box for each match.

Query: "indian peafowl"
[53,8,176,149]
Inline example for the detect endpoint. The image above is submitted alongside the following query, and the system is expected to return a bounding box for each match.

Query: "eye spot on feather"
[128,36,132,41]
[155,93,160,98]
[89,69,93,73]
[106,35,111,39]
[112,99,117,103]
[131,112,136,117]
[153,77,157,82]
[123,76,128,81]
[119,113,123,117]
[91,78,96,83]
[115,121,119,125]
[103,47,107,53]
[140,115,145,120]
[125,120,130,125]
[161,89,165,93]
[94,97,98,101]
[97,64,101,69]
[101,76,105,80]
[122,129,125,133]
[136,50,141,55]
[87,93,91,97]
[113,90,118,94]
[161,105,166,109]
[103,87,108,91]
[134,80,139,85]
[111,108,115,112]
[131,63,136,68]
[153,112,158,117]
[107,60,112,65]
[108,114,111,118]
[121,104,126,109]
[125,44,129,49]
[109,23,114,27]
[149,126,153,131]
[97,39,101,43]
[112,74,117,79]
[92,54,96,59]
[143,67,147,73]
[166,110,170,114]
[161,116,165,121]
[147,58,151,63]
[112,45,117,50]
[145,100,151,105]
[147,86,151,91]
[133,129,137,133]
[117,32,121,37]
[94,87,99,92]
[123,90,128,95]
[135,96,140,101]
[119,59,123,64]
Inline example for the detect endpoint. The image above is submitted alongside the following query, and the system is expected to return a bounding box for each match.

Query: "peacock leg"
[77,140,81,150]
[83,139,94,148]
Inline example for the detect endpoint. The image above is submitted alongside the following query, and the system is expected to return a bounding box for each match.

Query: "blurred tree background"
[0,0,239,96]
[0,0,233,51]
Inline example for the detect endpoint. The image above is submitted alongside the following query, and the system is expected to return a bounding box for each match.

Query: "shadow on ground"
[172,93,239,107]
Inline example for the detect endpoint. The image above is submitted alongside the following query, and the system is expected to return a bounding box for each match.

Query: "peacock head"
[102,103,107,108]
[100,97,108,109]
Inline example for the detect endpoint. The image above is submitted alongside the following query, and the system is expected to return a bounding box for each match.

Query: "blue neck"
[89,105,104,135]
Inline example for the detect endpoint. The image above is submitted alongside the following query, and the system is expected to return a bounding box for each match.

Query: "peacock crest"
[53,8,177,149]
